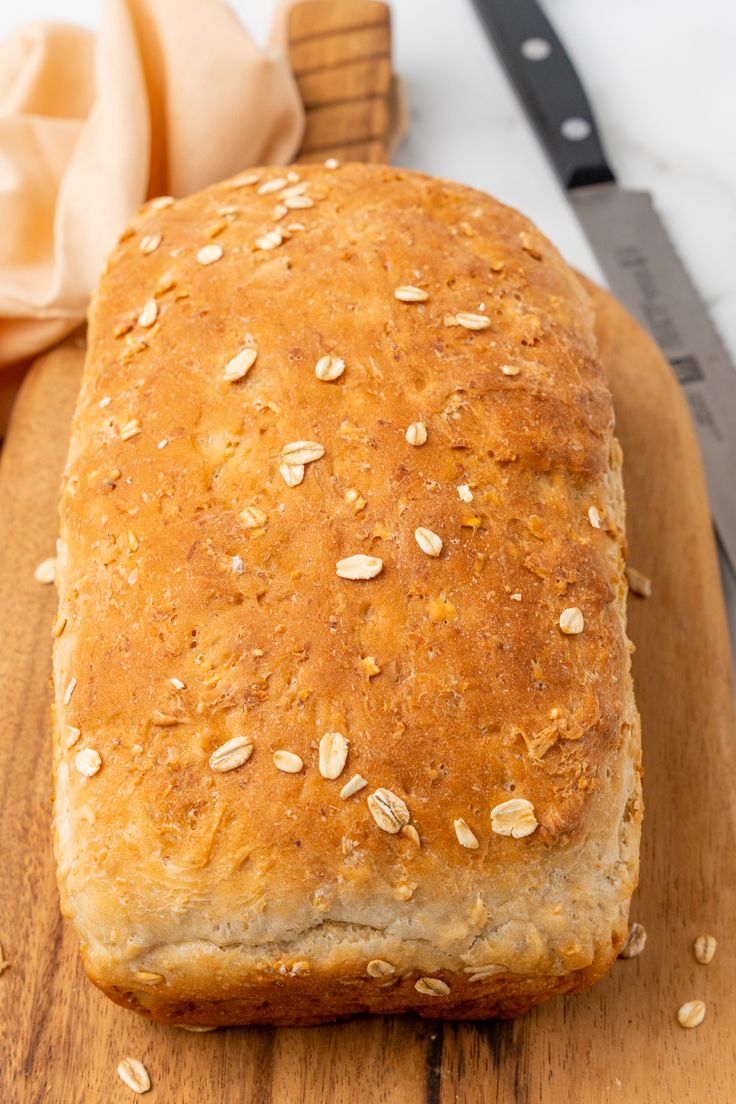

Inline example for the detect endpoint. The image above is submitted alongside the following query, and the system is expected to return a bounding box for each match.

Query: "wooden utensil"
[289,0,397,163]
[1,2,733,1100]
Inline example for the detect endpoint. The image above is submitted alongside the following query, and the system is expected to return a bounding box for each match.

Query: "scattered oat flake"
[367,959,395,978]
[139,233,161,255]
[64,725,81,748]
[272,203,288,220]
[619,921,647,959]
[559,606,584,634]
[286,170,300,183]
[150,195,174,209]
[415,527,443,557]
[415,977,450,997]
[510,592,522,601]
[157,438,168,449]
[258,177,287,195]
[469,897,486,929]
[456,312,491,330]
[137,299,158,328]
[588,505,601,529]
[99,396,111,408]
[694,934,717,964]
[324,158,340,169]
[134,971,164,985]
[340,773,367,799]
[34,557,56,584]
[196,243,223,265]
[315,354,345,381]
[626,566,652,598]
[223,347,258,382]
[457,484,473,503]
[170,677,185,690]
[75,748,101,777]
[501,363,520,376]
[319,731,349,779]
[443,314,459,327]
[255,229,283,251]
[466,965,500,982]
[405,421,427,446]
[230,171,261,188]
[402,824,421,846]
[367,788,410,833]
[150,711,179,727]
[274,749,303,773]
[120,418,141,441]
[677,1000,706,1029]
[490,798,538,838]
[336,554,383,581]
[394,285,429,303]
[240,506,268,529]
[284,194,314,209]
[280,462,305,487]
[209,736,253,773]
[156,273,177,294]
[454,818,479,849]
[63,676,77,705]
[231,555,244,574]
[281,440,325,466]
[117,1057,151,1094]
[281,182,309,199]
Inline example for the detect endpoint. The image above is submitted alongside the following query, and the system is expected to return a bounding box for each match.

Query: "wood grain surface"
[1,1,734,1101]
[289,0,395,163]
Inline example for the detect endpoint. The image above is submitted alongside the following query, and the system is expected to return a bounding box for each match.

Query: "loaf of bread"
[52,163,641,1025]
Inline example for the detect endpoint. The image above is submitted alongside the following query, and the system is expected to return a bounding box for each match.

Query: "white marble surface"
[1,0,734,651]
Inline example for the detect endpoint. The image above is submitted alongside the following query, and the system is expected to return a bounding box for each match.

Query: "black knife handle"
[470,0,615,189]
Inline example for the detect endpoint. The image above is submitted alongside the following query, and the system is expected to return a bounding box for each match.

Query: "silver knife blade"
[570,182,736,576]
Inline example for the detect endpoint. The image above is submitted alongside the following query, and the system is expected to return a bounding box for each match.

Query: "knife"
[470,0,736,577]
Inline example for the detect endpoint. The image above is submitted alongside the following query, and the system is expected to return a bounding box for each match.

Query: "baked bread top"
[53,163,639,1007]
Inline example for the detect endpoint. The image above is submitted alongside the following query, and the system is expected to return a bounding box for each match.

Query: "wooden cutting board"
[1,3,734,1101]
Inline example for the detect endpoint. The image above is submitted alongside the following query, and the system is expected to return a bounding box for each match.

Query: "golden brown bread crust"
[52,163,641,1025]
[100,954,612,1025]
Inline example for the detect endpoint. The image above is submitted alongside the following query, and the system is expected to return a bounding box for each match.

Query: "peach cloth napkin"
[0,0,304,368]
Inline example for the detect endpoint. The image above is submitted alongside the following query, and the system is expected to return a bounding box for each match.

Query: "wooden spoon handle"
[288,0,394,163]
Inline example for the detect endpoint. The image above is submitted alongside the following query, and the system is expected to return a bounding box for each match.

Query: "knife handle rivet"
[520,37,552,62]
[561,116,592,142]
